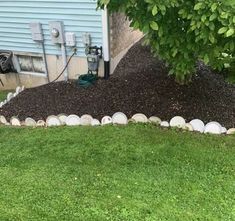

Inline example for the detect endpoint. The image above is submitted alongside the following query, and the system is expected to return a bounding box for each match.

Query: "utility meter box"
[29,22,43,42]
[49,21,65,44]
[87,54,100,72]
[86,46,102,73]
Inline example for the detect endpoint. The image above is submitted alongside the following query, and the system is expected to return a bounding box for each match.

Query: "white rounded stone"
[170,116,186,128]
[13,92,18,97]
[101,116,113,125]
[21,86,25,91]
[7,92,14,102]
[25,118,37,127]
[149,116,161,125]
[190,119,205,133]
[66,115,81,126]
[0,102,3,108]
[58,114,68,125]
[128,119,136,123]
[221,127,227,134]
[131,113,148,123]
[112,112,128,125]
[227,128,235,135]
[204,122,222,135]
[182,123,194,131]
[81,114,93,126]
[161,121,170,127]
[36,120,46,127]
[91,119,101,126]
[10,117,21,127]
[16,86,22,94]
[46,116,61,127]
[0,115,7,124]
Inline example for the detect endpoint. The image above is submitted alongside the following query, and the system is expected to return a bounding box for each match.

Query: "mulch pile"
[1,41,235,128]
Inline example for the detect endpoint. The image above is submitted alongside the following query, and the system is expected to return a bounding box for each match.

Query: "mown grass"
[0,90,8,102]
[0,124,234,220]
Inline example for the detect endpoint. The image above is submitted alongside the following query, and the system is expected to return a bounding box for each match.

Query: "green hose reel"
[77,73,98,88]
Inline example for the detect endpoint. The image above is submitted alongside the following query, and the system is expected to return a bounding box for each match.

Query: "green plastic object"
[77,73,98,88]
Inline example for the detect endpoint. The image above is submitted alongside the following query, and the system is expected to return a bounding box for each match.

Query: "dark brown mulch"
[1,41,235,128]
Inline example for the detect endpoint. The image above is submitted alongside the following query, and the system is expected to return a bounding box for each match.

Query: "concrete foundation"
[109,12,143,74]
[110,13,143,58]
[0,54,104,90]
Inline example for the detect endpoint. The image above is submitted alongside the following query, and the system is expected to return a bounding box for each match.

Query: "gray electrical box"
[49,21,65,44]
[82,33,91,46]
[29,22,43,42]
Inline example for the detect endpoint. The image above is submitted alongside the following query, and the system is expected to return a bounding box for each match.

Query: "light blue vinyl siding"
[0,0,102,56]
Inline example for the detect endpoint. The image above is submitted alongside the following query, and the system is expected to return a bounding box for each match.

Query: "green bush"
[98,0,235,83]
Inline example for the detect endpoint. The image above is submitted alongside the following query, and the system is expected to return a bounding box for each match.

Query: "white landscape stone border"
[0,111,235,136]
[0,86,25,108]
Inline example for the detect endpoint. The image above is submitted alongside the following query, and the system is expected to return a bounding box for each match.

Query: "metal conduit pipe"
[41,38,50,82]
[61,43,68,81]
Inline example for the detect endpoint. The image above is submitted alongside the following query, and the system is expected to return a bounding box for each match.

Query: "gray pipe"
[41,41,50,82]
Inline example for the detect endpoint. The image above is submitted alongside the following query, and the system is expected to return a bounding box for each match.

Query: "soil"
[1,41,235,128]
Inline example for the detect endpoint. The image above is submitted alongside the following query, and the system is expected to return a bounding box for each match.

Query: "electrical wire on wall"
[50,48,77,83]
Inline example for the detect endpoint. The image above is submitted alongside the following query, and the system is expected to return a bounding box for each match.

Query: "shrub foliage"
[98,0,235,83]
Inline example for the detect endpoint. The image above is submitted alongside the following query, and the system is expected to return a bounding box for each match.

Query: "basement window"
[13,53,46,75]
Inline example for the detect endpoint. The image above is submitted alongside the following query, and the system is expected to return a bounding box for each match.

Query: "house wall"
[0,55,104,90]
[0,0,102,56]
[109,13,143,73]
[0,0,104,89]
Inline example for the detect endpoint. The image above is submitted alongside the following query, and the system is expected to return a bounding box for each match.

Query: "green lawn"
[0,90,8,102]
[0,124,234,220]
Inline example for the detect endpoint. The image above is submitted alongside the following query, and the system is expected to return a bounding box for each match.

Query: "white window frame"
[12,52,47,77]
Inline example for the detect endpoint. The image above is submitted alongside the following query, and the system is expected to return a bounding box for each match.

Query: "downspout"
[102,6,110,80]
